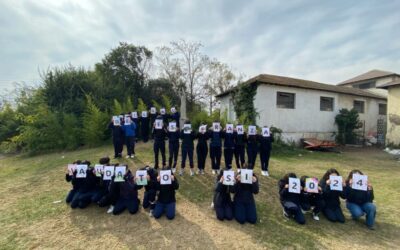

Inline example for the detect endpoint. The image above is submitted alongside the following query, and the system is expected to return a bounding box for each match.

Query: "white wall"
[219,84,387,144]
[218,95,236,122]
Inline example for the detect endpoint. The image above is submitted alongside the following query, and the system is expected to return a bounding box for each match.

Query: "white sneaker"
[190,169,194,176]
[210,202,214,209]
[237,169,241,173]
[172,168,176,173]
[130,155,135,159]
[197,169,201,174]
[149,210,154,217]
[179,169,184,176]
[261,171,269,176]
[107,205,114,214]
[313,213,320,221]
[265,171,269,176]
[212,170,216,175]
[201,170,205,175]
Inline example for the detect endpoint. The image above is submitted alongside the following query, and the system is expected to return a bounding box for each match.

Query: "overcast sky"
[1,0,399,94]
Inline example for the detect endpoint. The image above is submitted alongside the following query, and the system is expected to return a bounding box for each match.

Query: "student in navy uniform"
[278,173,305,224]
[300,175,324,221]
[70,161,98,209]
[152,115,168,169]
[108,117,124,158]
[208,122,223,175]
[98,163,120,214]
[233,126,246,172]
[222,126,235,169]
[149,108,157,139]
[113,168,143,215]
[246,128,258,170]
[344,169,376,229]
[152,169,179,220]
[231,165,259,224]
[258,126,274,176]
[91,157,111,203]
[167,124,180,173]
[141,166,158,215]
[196,124,209,175]
[169,107,181,128]
[213,169,234,221]
[180,120,196,176]
[65,160,82,203]
[131,111,140,142]
[122,114,137,159]
[319,168,345,223]
[140,111,150,143]
[160,107,169,124]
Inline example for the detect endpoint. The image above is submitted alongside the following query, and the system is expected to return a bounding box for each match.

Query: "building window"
[320,97,334,111]
[354,81,376,89]
[379,103,387,115]
[353,100,365,113]
[277,92,295,109]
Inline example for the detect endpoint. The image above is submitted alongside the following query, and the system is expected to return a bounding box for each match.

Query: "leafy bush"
[82,96,108,146]
[335,108,361,144]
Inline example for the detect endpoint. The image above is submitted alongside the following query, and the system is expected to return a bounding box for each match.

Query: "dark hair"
[99,157,110,165]
[322,168,340,182]
[73,160,82,164]
[282,172,297,184]
[346,169,364,183]
[300,175,309,187]
[81,160,91,166]
[184,120,191,124]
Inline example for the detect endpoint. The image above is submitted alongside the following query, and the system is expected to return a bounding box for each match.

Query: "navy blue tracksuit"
[153,126,167,169]
[113,171,143,215]
[168,130,180,169]
[258,133,274,171]
[140,116,150,142]
[222,131,235,169]
[233,132,246,169]
[180,130,196,169]
[232,175,259,224]
[319,179,345,223]
[109,122,124,158]
[196,133,209,170]
[208,130,223,170]
[278,179,305,224]
[142,167,158,210]
[214,181,234,221]
[246,135,258,169]
[70,169,97,209]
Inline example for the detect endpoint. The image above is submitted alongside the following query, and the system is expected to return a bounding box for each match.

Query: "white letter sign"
[330,175,343,191]
[76,165,88,178]
[305,177,319,193]
[94,164,104,177]
[289,177,301,193]
[223,170,235,185]
[160,170,172,185]
[226,124,234,134]
[135,170,148,186]
[236,125,244,135]
[240,169,253,184]
[352,174,368,191]
[114,166,126,182]
[248,125,257,135]
[155,119,163,129]
[262,127,270,137]
[103,166,114,180]
[213,122,221,132]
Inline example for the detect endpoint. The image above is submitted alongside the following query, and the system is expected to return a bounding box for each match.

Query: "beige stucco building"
[378,80,400,146]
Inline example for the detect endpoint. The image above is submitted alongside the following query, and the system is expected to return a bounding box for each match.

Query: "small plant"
[335,108,361,144]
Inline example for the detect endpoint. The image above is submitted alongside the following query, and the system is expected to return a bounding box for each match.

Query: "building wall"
[218,84,387,144]
[218,95,236,122]
[386,85,400,145]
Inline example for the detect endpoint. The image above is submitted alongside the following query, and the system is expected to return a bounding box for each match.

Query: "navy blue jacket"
[168,130,180,144]
[108,122,124,141]
[222,131,235,149]
[231,175,259,204]
[119,171,143,200]
[278,179,301,205]
[233,132,247,146]
[208,130,223,147]
[319,179,345,208]
[155,177,179,203]
[214,182,233,207]
[344,185,374,205]
[180,130,196,149]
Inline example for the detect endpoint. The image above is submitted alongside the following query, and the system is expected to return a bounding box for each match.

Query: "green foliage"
[232,82,258,124]
[161,94,172,111]
[112,99,123,115]
[335,108,361,144]
[124,98,134,112]
[137,98,147,112]
[82,96,108,146]
[190,110,211,129]
[0,103,21,142]
[151,100,162,111]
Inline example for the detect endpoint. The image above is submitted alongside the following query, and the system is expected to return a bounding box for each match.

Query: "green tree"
[82,96,108,146]
[335,108,362,144]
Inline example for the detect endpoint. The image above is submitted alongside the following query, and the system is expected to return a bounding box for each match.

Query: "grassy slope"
[0,143,399,250]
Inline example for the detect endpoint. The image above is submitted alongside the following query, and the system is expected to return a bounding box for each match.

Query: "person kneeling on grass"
[213,169,234,221]
[278,173,305,224]
[113,168,143,215]
[65,160,81,203]
[319,168,345,223]
[300,175,324,221]
[141,166,158,215]
[344,169,376,230]
[152,168,179,220]
[70,161,98,209]
[231,165,259,224]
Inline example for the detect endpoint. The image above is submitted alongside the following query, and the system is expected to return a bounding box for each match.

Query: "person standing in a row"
[152,116,167,169]
[196,124,209,175]
[209,122,223,175]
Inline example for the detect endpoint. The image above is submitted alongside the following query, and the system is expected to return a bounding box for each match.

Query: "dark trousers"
[98,191,118,207]
[323,206,345,223]
[168,141,179,168]
[125,136,135,156]
[71,191,96,209]
[197,144,208,170]
[66,189,77,203]
[224,148,234,169]
[210,146,222,170]
[234,201,257,224]
[143,190,157,210]
[234,145,245,169]
[215,204,234,221]
[300,198,324,215]
[113,139,123,157]
[246,146,258,169]
[154,140,166,169]
[259,148,271,171]
[152,202,176,220]
[181,147,194,168]
[91,189,107,203]
[283,201,305,224]
[113,198,139,215]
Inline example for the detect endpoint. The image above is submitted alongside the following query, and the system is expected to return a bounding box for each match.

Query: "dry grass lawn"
[0,143,399,249]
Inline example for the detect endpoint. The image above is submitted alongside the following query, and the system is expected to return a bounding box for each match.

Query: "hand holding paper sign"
[289,177,301,193]
[160,170,172,185]
[329,175,343,191]
[223,170,235,185]
[352,174,368,191]
[135,170,148,185]
[240,169,253,184]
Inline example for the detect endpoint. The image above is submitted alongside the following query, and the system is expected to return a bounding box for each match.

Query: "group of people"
[65,157,179,219]
[109,107,274,177]
[277,168,376,229]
